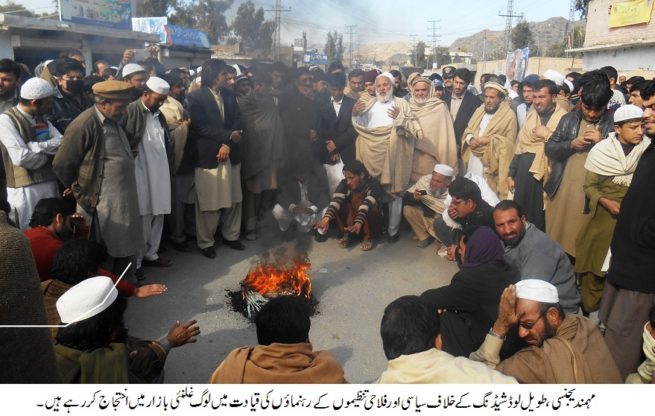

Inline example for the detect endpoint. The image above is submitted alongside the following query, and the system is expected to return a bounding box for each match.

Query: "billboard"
[506,47,530,82]
[132,17,168,43]
[59,0,135,30]
[609,0,654,28]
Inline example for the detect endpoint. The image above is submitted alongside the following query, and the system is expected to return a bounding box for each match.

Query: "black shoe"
[171,240,189,252]
[224,239,246,250]
[314,231,328,242]
[135,267,146,281]
[201,246,216,258]
[387,233,400,243]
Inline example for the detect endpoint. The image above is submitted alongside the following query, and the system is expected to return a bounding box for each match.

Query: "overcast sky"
[25,0,576,46]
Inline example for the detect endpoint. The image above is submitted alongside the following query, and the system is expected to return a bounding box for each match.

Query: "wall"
[584,0,655,47]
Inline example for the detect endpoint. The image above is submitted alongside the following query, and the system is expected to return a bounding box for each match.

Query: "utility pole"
[566,0,576,56]
[345,25,357,68]
[482,30,487,61]
[410,34,418,67]
[427,19,441,69]
[498,0,523,52]
[265,0,291,61]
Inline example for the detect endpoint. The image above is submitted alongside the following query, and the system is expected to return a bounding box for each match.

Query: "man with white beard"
[352,72,419,242]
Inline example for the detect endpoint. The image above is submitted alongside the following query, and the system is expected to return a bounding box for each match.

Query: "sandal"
[338,233,351,248]
[360,239,374,251]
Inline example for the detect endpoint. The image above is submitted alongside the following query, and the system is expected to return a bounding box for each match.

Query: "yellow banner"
[609,0,654,28]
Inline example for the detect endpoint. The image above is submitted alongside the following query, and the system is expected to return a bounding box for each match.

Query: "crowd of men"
[1,48,654,384]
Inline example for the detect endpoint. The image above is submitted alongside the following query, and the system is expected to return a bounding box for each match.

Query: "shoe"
[141,256,173,267]
[387,233,399,243]
[201,246,216,258]
[135,268,146,281]
[245,230,257,241]
[224,239,246,250]
[314,231,328,242]
[171,240,189,252]
[416,236,434,248]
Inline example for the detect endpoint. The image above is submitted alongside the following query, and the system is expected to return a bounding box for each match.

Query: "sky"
[23,0,576,46]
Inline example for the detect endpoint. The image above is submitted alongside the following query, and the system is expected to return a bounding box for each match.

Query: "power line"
[427,19,441,69]
[265,0,291,61]
[498,0,523,52]
[345,25,357,68]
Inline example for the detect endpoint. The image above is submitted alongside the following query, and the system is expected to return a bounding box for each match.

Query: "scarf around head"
[584,133,651,187]
[461,226,505,268]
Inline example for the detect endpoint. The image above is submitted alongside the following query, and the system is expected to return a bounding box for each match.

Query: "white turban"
[377,72,396,87]
[433,164,454,177]
[515,279,559,304]
[543,69,565,87]
[56,276,118,324]
[146,76,170,95]
[20,78,54,100]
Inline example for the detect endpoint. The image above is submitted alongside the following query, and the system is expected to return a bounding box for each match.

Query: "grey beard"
[376,91,393,103]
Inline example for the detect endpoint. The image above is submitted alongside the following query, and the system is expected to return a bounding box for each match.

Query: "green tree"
[409,41,428,68]
[231,1,276,55]
[324,31,345,64]
[171,0,233,44]
[433,46,452,67]
[0,1,36,17]
[511,21,533,50]
[135,0,176,16]
[575,0,590,19]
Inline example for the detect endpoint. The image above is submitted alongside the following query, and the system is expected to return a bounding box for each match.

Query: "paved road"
[125,220,458,383]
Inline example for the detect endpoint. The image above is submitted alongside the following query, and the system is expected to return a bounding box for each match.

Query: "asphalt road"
[125,219,458,383]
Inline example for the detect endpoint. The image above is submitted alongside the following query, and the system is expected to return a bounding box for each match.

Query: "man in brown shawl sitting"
[210,296,346,383]
[470,279,622,383]
[461,82,518,199]
[408,77,459,183]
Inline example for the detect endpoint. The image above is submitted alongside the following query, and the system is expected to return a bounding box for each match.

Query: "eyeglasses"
[518,310,547,330]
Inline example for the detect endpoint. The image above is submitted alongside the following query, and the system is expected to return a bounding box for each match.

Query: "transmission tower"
[265,0,291,61]
[345,25,357,68]
[499,0,524,52]
[427,19,442,68]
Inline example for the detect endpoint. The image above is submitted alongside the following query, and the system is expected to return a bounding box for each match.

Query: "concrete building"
[569,0,655,74]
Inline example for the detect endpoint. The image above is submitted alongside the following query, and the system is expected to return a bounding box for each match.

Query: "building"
[569,0,655,74]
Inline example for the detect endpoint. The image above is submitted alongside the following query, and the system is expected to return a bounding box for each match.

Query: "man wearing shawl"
[576,105,650,314]
[352,72,420,241]
[210,296,346,384]
[408,77,459,182]
[461,82,518,199]
[509,80,568,231]
[470,280,622,383]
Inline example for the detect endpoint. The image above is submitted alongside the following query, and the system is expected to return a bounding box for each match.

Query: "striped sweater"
[325,178,384,225]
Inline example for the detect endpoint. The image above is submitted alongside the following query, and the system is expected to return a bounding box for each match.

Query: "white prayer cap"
[515,279,559,304]
[20,78,54,100]
[122,63,146,78]
[377,72,396,86]
[146,76,170,95]
[232,64,242,76]
[56,276,118,324]
[433,164,454,177]
[614,104,644,123]
[196,66,203,73]
[543,69,565,86]
[563,79,574,94]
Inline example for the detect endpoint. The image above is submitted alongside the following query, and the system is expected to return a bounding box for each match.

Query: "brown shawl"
[514,104,568,182]
[210,342,347,384]
[353,96,419,194]
[409,78,459,180]
[497,315,622,383]
[461,101,518,198]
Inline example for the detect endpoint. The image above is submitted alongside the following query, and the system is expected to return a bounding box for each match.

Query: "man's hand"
[600,198,621,216]
[571,136,591,151]
[413,190,424,200]
[217,144,230,162]
[533,125,551,140]
[345,222,363,235]
[447,205,459,220]
[507,176,515,192]
[446,244,457,261]
[315,216,330,234]
[134,284,168,298]
[166,320,200,348]
[229,130,242,144]
[330,153,340,162]
[325,140,337,153]
[352,101,366,116]
[121,49,135,65]
[583,127,601,144]
[470,136,490,150]
[62,188,73,198]
[387,105,400,119]
[492,285,520,337]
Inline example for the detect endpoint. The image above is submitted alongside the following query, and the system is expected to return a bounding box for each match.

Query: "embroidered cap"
[20,78,54,100]
[614,104,644,123]
[515,279,559,304]
[433,164,454,177]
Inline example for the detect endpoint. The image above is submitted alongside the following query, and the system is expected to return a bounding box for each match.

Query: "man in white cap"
[121,63,148,94]
[352,72,419,242]
[0,78,62,228]
[122,77,173,276]
[461,81,518,200]
[403,164,454,248]
[54,276,200,383]
[469,279,622,383]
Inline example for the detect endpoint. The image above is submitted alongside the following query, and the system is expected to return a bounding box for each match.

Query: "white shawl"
[584,133,651,187]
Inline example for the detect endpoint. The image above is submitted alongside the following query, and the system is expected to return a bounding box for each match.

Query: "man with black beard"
[50,58,92,133]
[492,200,580,314]
[0,59,21,204]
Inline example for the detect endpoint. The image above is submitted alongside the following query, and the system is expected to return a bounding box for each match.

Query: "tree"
[171,0,233,44]
[544,25,586,57]
[433,46,452,67]
[575,0,590,19]
[135,0,176,16]
[408,41,428,68]
[511,21,533,50]
[231,1,276,56]
[324,31,345,65]
[0,1,36,17]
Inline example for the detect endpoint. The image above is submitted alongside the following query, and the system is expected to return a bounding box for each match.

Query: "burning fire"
[242,259,312,300]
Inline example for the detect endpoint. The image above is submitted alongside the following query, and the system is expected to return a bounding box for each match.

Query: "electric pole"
[345,25,357,68]
[427,19,441,69]
[265,0,291,61]
[499,0,524,52]
[410,34,418,67]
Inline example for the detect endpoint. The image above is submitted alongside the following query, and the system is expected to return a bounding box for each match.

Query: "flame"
[242,259,312,299]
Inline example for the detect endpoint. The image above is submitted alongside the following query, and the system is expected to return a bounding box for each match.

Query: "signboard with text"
[59,0,135,30]
[132,17,168,43]
[609,0,654,28]
[303,52,328,65]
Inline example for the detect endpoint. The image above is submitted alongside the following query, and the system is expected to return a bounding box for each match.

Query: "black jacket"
[543,110,614,198]
[443,90,482,146]
[277,88,322,173]
[608,140,655,293]
[187,87,241,169]
[49,91,92,134]
[317,95,358,164]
